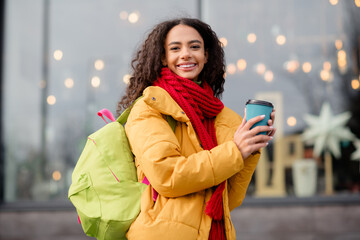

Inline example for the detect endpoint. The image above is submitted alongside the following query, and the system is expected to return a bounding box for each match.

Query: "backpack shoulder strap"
[117,97,143,125]
[117,96,176,132]
[166,115,176,132]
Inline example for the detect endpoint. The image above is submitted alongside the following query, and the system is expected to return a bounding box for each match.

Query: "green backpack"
[68,102,176,240]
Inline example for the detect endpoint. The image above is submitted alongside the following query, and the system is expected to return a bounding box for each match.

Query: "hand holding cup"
[233,99,276,159]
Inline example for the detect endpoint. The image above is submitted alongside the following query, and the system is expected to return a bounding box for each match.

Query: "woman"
[117,18,276,240]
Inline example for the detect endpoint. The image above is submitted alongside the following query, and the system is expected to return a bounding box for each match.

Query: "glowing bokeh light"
[52,171,62,181]
[323,61,331,71]
[128,12,139,23]
[302,62,312,73]
[355,0,360,7]
[227,64,236,75]
[276,35,286,45]
[123,74,131,84]
[53,50,63,61]
[64,78,74,88]
[237,59,247,71]
[219,37,228,47]
[47,95,56,105]
[351,79,360,89]
[287,116,297,127]
[335,40,343,50]
[91,76,101,88]
[320,70,330,81]
[264,70,274,82]
[94,59,105,71]
[247,33,257,43]
[256,63,266,75]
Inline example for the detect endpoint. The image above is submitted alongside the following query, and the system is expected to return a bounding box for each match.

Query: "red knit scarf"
[154,67,227,240]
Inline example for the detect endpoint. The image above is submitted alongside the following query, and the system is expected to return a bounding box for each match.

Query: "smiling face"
[162,24,208,81]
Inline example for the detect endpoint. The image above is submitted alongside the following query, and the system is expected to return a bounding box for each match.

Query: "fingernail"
[269,136,273,140]
[269,126,274,129]
[260,115,265,118]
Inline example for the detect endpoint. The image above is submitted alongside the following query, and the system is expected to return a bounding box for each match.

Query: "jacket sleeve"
[215,107,260,211]
[125,100,244,198]
[227,153,260,211]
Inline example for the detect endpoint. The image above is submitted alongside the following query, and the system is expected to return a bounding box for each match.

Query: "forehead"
[165,24,204,44]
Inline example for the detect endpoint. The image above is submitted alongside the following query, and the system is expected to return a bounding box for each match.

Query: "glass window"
[2,0,360,204]
[2,0,198,202]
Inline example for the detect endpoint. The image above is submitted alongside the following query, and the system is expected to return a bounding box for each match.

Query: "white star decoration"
[302,102,353,158]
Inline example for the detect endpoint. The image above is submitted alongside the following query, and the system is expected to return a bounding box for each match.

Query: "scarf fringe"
[208,218,226,240]
[205,181,226,220]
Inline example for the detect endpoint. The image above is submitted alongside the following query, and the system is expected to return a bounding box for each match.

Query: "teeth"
[179,64,195,68]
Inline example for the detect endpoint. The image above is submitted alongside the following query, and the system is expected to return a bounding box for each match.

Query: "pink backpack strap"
[142,177,158,202]
[97,109,116,123]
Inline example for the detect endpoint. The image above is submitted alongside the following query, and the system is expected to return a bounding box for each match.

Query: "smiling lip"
[177,63,197,71]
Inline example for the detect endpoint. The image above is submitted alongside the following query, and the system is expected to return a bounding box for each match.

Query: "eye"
[170,46,180,51]
[191,45,201,49]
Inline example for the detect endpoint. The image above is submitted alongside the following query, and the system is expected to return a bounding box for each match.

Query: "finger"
[270,109,275,122]
[250,142,269,153]
[250,125,274,135]
[268,128,276,137]
[245,115,265,130]
[251,134,273,144]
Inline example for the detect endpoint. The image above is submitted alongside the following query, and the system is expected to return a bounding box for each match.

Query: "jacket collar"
[143,86,190,122]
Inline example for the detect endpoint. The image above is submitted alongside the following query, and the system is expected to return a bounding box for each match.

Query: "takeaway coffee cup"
[245,99,274,135]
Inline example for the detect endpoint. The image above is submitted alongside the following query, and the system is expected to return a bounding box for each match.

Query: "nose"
[180,47,191,60]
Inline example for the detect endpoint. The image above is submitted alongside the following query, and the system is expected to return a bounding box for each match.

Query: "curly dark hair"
[117,18,226,115]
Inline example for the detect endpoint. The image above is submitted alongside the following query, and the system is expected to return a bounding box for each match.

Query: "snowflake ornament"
[302,102,353,158]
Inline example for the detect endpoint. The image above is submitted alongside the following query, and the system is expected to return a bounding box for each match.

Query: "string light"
[335,40,343,50]
[255,63,266,75]
[264,70,274,82]
[351,79,360,89]
[123,74,131,84]
[276,35,286,45]
[52,171,62,181]
[287,116,297,127]
[329,0,338,5]
[337,50,347,73]
[302,62,312,73]
[320,70,330,81]
[237,59,247,71]
[247,33,257,43]
[64,78,74,88]
[323,61,331,71]
[47,95,56,105]
[284,60,299,73]
[53,50,63,61]
[227,64,236,75]
[91,76,101,88]
[94,59,105,71]
[355,0,360,7]
[219,37,228,47]
[128,11,140,23]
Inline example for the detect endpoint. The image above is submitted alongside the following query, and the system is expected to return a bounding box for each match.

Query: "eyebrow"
[168,40,202,46]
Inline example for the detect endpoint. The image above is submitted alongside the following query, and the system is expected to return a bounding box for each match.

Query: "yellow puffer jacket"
[125,86,260,240]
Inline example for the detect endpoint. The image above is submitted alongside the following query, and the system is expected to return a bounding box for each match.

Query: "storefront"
[1,1,360,239]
